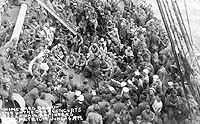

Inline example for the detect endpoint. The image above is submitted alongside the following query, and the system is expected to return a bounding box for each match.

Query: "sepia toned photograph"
[0,0,200,124]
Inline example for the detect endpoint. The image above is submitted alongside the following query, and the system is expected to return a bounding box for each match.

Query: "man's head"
[157,96,161,102]
[68,74,74,80]
[168,81,174,89]
[143,69,149,75]
[174,83,180,89]
[77,94,84,102]
[153,75,159,82]
[93,104,100,112]
[171,89,177,97]
[146,105,151,113]
[83,79,89,85]
[40,94,46,100]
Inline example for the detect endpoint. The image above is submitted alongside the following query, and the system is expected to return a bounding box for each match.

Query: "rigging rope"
[172,0,200,104]
[161,0,195,115]
[156,1,190,107]
[183,0,193,44]
[174,0,200,74]
[164,0,188,65]
[162,0,183,58]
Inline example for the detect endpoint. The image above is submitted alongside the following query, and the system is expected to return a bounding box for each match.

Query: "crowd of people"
[0,0,200,124]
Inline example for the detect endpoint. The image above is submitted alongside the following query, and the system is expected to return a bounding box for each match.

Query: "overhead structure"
[35,0,77,35]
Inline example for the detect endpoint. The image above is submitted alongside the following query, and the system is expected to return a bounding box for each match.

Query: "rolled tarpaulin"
[11,93,26,111]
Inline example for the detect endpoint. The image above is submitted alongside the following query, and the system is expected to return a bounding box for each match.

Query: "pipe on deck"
[4,3,28,48]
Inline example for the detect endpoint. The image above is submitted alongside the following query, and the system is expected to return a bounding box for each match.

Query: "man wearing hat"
[111,113,122,124]
[75,53,86,74]
[40,92,55,107]
[63,74,75,90]
[112,95,126,114]
[24,83,47,107]
[80,79,90,92]
[121,87,129,96]
[115,44,125,57]
[165,81,174,97]
[141,105,155,124]
[0,77,10,106]
[104,105,115,124]
[165,89,181,120]
[86,96,99,116]
[0,0,9,27]
[66,54,76,68]
[34,93,52,124]
[151,75,162,94]
[86,104,103,124]
[111,62,122,80]
[174,82,184,97]
[26,75,40,92]
[82,88,93,106]
[142,69,150,87]
[71,94,87,123]
[98,96,110,115]
[157,61,168,89]
[63,85,75,106]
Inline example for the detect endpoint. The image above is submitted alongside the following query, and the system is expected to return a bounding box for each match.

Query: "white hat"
[127,80,133,85]
[127,51,134,57]
[40,63,49,71]
[127,46,131,50]
[132,77,135,82]
[122,87,129,93]
[150,87,156,93]
[121,81,127,87]
[50,27,56,32]
[130,28,135,33]
[114,27,118,32]
[120,44,124,47]
[168,81,174,86]
[153,75,159,80]
[91,90,96,96]
[143,69,149,74]
[77,95,84,101]
[75,90,81,96]
[135,71,140,76]
[142,28,146,32]
[109,86,115,91]
[100,38,104,42]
